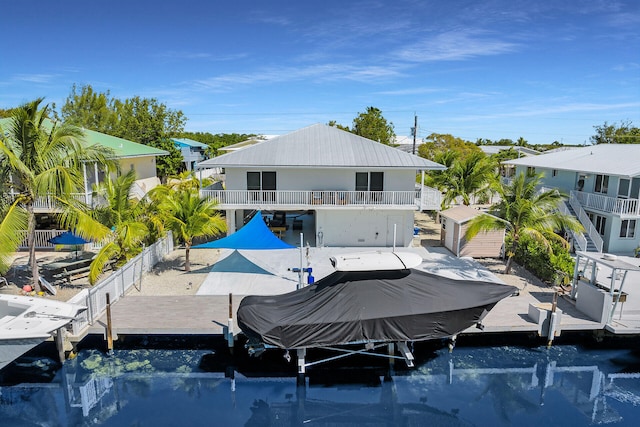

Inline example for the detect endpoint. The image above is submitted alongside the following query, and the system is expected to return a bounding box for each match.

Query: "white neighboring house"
[505,144,640,255]
[196,124,445,248]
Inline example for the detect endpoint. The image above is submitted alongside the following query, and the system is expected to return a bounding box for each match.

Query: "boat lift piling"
[228,293,234,355]
[547,291,559,348]
[105,293,114,353]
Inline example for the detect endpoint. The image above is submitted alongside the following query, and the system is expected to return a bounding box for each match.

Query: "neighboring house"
[196,123,445,248]
[0,118,168,212]
[172,138,209,171]
[504,144,640,255]
[478,145,540,157]
[440,205,505,258]
[216,135,276,153]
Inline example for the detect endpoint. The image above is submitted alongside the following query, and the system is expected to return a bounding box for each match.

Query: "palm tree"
[0,197,28,274]
[443,152,496,207]
[88,170,153,284]
[0,98,115,291]
[150,173,226,272]
[465,172,583,274]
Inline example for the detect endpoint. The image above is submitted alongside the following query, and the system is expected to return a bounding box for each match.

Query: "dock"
[80,248,640,348]
[87,296,242,337]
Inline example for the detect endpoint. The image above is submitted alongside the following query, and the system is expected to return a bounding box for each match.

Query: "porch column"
[83,163,90,204]
[420,170,425,211]
[226,210,236,236]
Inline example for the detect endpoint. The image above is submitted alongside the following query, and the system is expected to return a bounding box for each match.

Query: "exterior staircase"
[564,201,600,252]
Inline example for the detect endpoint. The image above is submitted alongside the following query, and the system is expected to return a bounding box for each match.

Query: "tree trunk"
[504,238,518,275]
[27,205,42,292]
[184,245,191,272]
[504,256,514,275]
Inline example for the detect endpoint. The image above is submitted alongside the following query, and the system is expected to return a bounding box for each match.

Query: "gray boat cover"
[237,268,517,349]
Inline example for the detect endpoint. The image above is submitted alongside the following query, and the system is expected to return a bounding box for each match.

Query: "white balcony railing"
[568,192,604,252]
[571,190,640,217]
[200,188,442,210]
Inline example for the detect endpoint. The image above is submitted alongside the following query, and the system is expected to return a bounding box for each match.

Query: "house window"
[587,212,607,235]
[355,172,384,191]
[247,172,261,190]
[594,174,609,194]
[620,219,636,238]
[526,167,535,176]
[552,169,558,177]
[247,171,277,202]
[595,215,607,236]
[618,178,630,199]
[247,171,276,190]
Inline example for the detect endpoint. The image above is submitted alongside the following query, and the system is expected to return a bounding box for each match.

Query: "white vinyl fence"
[66,231,173,336]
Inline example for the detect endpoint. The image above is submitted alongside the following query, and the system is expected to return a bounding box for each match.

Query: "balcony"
[200,188,442,211]
[572,190,640,217]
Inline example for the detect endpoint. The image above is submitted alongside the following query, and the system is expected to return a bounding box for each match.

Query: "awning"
[194,211,295,250]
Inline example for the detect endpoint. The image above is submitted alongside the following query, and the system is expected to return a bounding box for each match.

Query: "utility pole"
[412,114,418,155]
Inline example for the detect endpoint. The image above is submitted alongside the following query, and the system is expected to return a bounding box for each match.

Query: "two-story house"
[505,144,640,254]
[1,118,168,245]
[172,138,209,171]
[196,123,445,248]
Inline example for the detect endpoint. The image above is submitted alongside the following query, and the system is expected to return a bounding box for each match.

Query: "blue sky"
[2,0,639,145]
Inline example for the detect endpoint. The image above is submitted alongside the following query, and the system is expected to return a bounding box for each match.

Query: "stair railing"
[569,191,604,252]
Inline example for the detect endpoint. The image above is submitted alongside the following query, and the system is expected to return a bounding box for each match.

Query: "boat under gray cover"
[237,268,517,349]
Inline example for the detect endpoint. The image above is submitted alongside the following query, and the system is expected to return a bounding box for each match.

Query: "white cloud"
[395,30,519,62]
[14,74,57,84]
[194,63,404,92]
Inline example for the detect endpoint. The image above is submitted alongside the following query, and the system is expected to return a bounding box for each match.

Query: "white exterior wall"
[315,209,413,247]
[225,167,415,191]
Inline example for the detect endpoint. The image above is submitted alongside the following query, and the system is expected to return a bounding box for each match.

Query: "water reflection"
[0,345,639,426]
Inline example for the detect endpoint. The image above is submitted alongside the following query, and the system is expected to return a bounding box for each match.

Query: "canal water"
[1,336,639,426]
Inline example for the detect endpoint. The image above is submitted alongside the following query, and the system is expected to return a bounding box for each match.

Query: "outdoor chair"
[0,276,8,289]
[270,211,288,228]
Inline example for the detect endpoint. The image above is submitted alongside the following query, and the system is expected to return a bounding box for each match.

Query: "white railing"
[18,230,80,249]
[572,190,640,217]
[66,231,174,337]
[200,188,442,209]
[558,202,588,252]
[569,192,604,252]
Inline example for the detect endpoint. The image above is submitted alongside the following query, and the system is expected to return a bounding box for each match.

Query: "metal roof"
[172,138,209,149]
[82,128,168,158]
[197,124,446,170]
[1,118,168,159]
[440,205,486,224]
[479,145,540,156]
[504,144,640,177]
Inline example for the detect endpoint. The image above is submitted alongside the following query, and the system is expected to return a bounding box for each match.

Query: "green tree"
[590,120,640,144]
[351,107,395,145]
[112,97,185,180]
[327,120,351,132]
[0,197,29,274]
[61,84,117,133]
[150,173,226,271]
[61,85,187,180]
[442,152,497,207]
[424,150,458,191]
[0,98,116,290]
[465,172,583,274]
[88,170,153,284]
[418,133,481,161]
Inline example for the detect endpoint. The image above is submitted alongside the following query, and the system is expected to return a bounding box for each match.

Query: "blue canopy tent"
[210,250,275,275]
[194,211,295,250]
